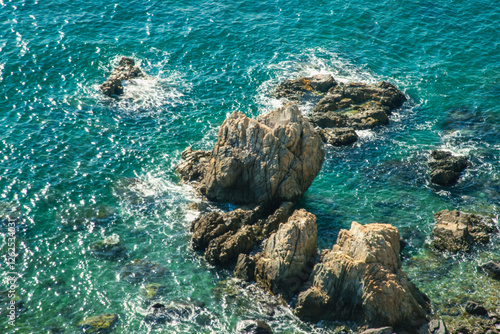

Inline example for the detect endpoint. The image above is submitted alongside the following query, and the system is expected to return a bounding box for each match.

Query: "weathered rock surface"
[316,127,358,146]
[120,259,169,284]
[478,260,500,279]
[101,57,143,97]
[428,150,468,186]
[314,81,407,114]
[431,209,497,253]
[176,147,210,184]
[198,104,324,207]
[77,313,117,333]
[191,207,263,266]
[257,201,294,238]
[90,234,127,260]
[359,327,393,334]
[255,209,317,297]
[234,254,256,282]
[295,222,430,329]
[236,319,273,334]
[428,319,448,334]
[275,74,337,101]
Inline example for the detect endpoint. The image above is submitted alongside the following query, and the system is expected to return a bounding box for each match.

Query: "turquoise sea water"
[1,0,499,332]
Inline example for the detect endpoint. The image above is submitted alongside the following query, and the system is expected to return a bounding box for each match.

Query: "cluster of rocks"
[176,99,438,332]
[275,74,407,146]
[100,57,143,97]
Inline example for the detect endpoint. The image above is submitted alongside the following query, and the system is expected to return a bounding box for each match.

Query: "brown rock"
[428,150,468,186]
[255,209,317,297]
[101,57,144,97]
[275,74,336,101]
[205,225,257,266]
[234,254,256,282]
[431,209,497,253]
[295,222,430,329]
[201,104,324,208]
[316,127,358,146]
[176,147,210,184]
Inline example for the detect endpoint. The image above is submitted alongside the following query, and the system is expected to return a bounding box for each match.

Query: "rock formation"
[428,150,468,186]
[177,103,324,209]
[101,57,144,97]
[316,127,358,146]
[255,209,317,297]
[431,209,497,253]
[295,222,430,330]
[275,74,337,101]
[478,260,500,280]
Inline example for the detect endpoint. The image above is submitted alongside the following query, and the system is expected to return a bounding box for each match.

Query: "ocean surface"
[1,0,499,332]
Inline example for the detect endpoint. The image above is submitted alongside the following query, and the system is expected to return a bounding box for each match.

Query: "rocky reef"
[100,57,144,97]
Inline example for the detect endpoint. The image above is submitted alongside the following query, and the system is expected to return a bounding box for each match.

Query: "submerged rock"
[255,209,317,297]
[101,57,143,97]
[139,283,169,300]
[295,222,430,330]
[120,259,168,284]
[236,319,273,334]
[478,260,500,279]
[465,301,488,316]
[90,234,127,260]
[431,209,497,253]
[77,313,117,333]
[178,103,324,208]
[274,74,336,101]
[428,150,468,186]
[143,301,204,326]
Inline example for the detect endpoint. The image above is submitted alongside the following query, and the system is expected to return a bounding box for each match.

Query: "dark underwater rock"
[120,259,169,284]
[465,301,488,316]
[90,234,127,260]
[428,150,468,186]
[61,204,119,230]
[143,301,204,326]
[77,313,117,333]
[431,209,497,253]
[236,319,273,334]
[101,57,143,97]
[478,260,500,279]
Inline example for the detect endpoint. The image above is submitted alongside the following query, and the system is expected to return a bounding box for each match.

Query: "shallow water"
[1,0,499,333]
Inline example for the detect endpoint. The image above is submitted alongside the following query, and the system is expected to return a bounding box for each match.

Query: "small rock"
[428,319,448,334]
[316,127,358,146]
[479,260,500,279]
[77,313,117,333]
[274,75,336,101]
[176,147,211,184]
[236,319,273,334]
[431,209,497,253]
[139,283,168,300]
[234,254,256,282]
[120,259,168,284]
[428,150,468,186]
[90,234,127,260]
[101,57,144,97]
[359,327,393,334]
[258,201,294,238]
[465,301,488,316]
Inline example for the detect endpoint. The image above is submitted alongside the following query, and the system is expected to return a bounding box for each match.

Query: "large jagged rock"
[255,209,317,297]
[257,201,294,238]
[200,104,324,207]
[431,209,497,253]
[295,222,430,330]
[275,74,337,101]
[100,57,144,97]
[428,150,468,186]
[205,225,258,266]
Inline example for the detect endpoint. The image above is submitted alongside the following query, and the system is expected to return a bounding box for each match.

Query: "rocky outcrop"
[275,74,337,101]
[191,207,262,266]
[257,201,294,238]
[478,260,500,279]
[428,150,468,186]
[234,254,256,282]
[202,104,324,207]
[176,147,210,184]
[120,259,169,284]
[77,313,117,333]
[255,209,317,297]
[431,209,497,253]
[101,57,143,97]
[295,222,430,330]
[177,104,324,208]
[316,127,358,146]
